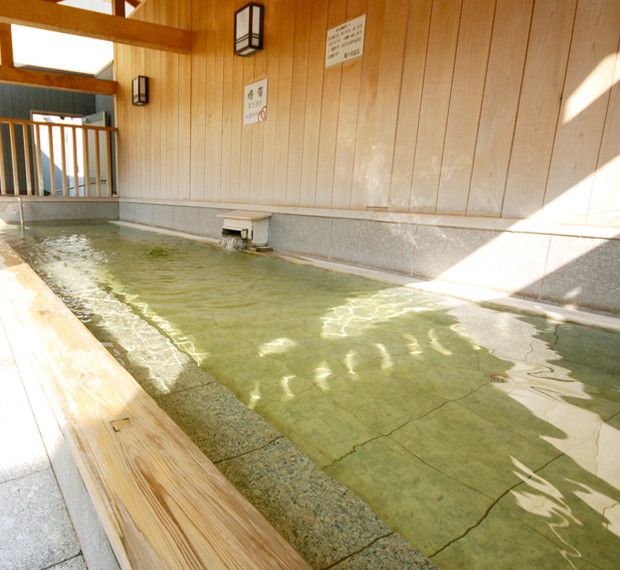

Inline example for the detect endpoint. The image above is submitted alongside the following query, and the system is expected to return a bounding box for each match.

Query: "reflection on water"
[6,223,620,569]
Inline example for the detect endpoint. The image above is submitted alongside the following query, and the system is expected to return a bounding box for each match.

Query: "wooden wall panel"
[389,0,432,210]
[271,1,295,205]
[409,0,462,212]
[435,0,496,214]
[467,0,533,216]
[588,47,620,226]
[285,0,312,206]
[189,0,207,200]
[543,0,620,221]
[314,0,346,208]
[299,0,329,207]
[115,0,620,228]
[352,0,409,209]
[258,0,283,203]
[501,0,576,218]
[177,0,191,198]
[331,0,367,209]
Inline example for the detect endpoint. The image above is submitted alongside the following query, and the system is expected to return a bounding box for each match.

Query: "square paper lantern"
[132,76,149,106]
[234,3,264,56]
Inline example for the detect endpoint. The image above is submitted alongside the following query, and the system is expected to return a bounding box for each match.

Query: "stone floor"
[0,321,87,570]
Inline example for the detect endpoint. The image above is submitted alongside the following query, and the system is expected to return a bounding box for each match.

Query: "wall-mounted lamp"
[234,3,264,56]
[132,76,149,106]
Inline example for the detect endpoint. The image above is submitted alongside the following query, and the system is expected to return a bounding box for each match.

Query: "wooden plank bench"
[0,240,310,569]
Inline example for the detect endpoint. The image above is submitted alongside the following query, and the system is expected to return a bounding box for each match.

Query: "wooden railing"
[0,117,118,198]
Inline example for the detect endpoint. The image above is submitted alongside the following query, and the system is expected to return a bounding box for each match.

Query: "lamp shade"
[234,3,264,56]
[132,76,149,106]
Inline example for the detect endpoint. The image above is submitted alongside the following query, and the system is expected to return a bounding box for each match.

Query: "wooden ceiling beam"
[0,0,190,54]
[0,65,118,95]
[0,24,14,67]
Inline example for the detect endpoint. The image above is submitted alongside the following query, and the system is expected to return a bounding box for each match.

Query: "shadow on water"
[6,222,620,569]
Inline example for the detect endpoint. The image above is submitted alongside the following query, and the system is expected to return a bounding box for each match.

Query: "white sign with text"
[325,14,366,68]
[243,78,268,125]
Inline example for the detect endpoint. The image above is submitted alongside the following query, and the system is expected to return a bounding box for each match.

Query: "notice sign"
[244,78,268,125]
[325,14,366,68]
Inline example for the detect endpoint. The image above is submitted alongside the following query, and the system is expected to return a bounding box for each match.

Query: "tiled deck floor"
[0,321,86,570]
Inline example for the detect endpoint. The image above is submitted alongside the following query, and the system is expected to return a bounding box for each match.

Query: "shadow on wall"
[515,234,620,314]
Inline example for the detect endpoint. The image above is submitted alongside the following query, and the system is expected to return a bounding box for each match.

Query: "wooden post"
[47,124,55,196]
[0,125,6,194]
[0,24,13,67]
[105,130,113,196]
[8,121,19,194]
[59,125,67,196]
[22,124,32,195]
[82,127,90,196]
[94,129,101,197]
[112,0,126,18]
[34,124,44,195]
[71,126,79,197]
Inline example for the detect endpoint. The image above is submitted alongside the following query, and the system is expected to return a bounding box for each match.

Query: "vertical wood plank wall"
[115,0,620,227]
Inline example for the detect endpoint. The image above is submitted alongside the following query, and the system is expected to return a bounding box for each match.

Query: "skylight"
[10,1,133,75]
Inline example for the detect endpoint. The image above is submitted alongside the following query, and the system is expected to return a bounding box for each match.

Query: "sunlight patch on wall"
[564,53,619,124]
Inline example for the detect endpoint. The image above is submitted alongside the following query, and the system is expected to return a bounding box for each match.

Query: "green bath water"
[7,222,620,569]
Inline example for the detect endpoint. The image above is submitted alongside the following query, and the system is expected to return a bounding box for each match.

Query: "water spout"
[219,233,248,251]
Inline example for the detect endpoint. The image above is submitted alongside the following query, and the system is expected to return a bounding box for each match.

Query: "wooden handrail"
[0,117,116,197]
[0,116,118,132]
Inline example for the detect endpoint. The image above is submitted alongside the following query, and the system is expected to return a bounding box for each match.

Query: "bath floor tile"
[323,371,446,434]
[331,533,437,570]
[455,382,571,444]
[431,500,565,569]
[390,355,494,401]
[157,382,281,463]
[391,401,556,497]
[0,469,80,570]
[325,436,492,555]
[258,387,378,467]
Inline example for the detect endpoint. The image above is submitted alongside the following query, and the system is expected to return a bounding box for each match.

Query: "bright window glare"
[12,25,113,75]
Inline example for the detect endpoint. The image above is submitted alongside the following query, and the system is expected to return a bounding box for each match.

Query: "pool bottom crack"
[320,531,395,570]
[213,435,284,464]
[427,451,565,559]
[322,379,493,471]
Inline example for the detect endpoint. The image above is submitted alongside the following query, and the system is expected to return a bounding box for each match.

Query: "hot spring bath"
[4,222,620,569]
